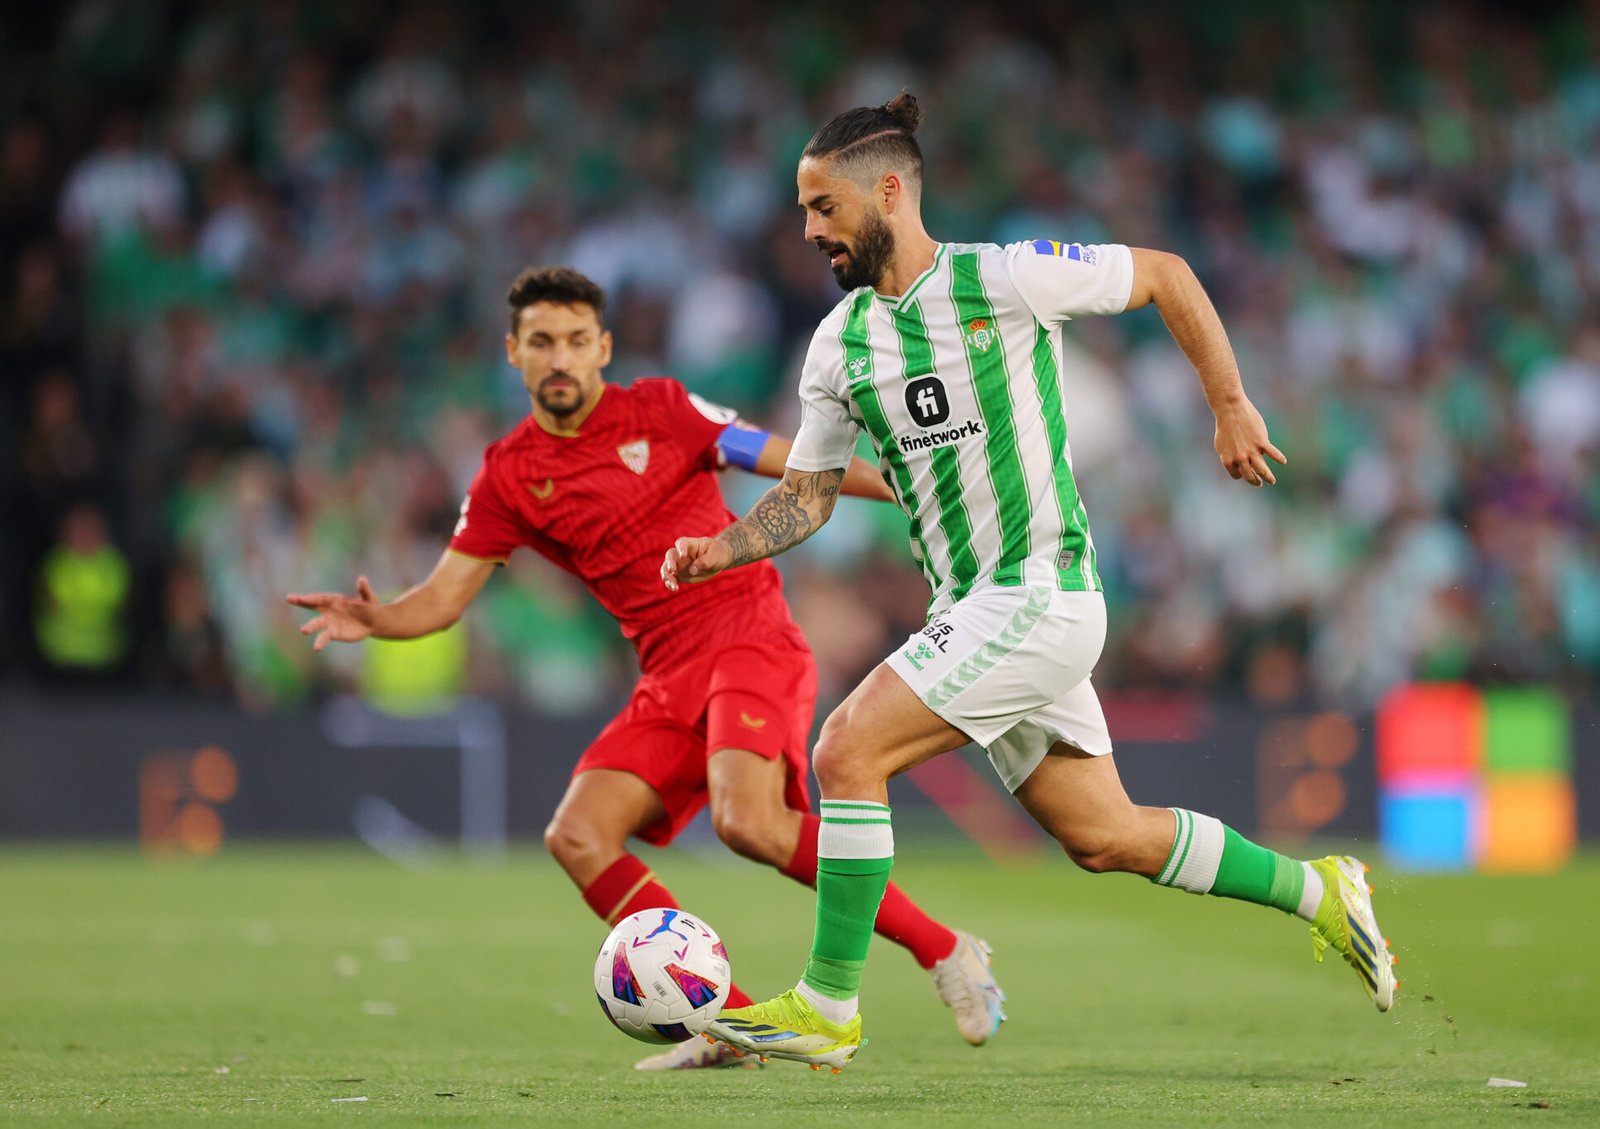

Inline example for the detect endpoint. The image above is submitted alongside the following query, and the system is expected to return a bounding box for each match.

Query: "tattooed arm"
[661,466,845,590]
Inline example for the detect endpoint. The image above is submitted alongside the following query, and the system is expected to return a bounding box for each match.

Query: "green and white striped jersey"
[787,239,1134,614]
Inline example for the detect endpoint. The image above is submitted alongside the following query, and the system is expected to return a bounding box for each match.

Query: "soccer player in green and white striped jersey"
[662,93,1396,1072]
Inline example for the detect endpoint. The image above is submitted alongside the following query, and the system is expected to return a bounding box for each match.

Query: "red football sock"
[782,812,958,970]
[581,854,678,924]
[580,854,754,1007]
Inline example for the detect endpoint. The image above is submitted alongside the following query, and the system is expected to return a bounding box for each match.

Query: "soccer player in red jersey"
[287,266,1005,1069]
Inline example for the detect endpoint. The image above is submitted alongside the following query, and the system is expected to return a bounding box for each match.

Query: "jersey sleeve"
[448,456,524,564]
[786,325,861,472]
[638,378,738,470]
[1005,240,1134,326]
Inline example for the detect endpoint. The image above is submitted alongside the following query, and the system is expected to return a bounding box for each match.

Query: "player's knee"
[811,735,858,794]
[812,717,876,794]
[542,812,602,872]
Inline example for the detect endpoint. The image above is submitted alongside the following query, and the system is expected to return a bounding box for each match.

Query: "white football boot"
[930,931,1007,1045]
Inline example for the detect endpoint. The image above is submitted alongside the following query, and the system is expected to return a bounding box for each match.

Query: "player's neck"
[873,232,940,300]
[530,384,607,437]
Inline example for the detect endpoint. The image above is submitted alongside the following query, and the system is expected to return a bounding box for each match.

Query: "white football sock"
[795,979,857,1025]
[1296,861,1325,922]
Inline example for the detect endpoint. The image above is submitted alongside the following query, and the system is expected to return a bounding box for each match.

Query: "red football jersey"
[449,378,799,673]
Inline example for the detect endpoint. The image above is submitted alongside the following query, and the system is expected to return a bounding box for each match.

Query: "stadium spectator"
[32,502,131,682]
[4,0,1597,708]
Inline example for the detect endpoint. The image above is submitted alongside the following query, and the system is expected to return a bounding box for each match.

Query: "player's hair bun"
[882,92,923,133]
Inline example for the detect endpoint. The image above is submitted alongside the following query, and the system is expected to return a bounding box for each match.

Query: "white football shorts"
[884,585,1113,793]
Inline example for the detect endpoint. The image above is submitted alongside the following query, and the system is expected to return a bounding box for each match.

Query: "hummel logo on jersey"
[526,478,556,500]
[902,641,938,671]
[904,376,951,426]
[739,712,768,730]
[617,439,649,475]
[848,355,871,378]
[964,318,995,353]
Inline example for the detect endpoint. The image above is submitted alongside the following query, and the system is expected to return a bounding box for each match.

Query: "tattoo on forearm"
[717,469,843,566]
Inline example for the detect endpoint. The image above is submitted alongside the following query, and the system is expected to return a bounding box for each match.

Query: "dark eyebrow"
[802,193,834,210]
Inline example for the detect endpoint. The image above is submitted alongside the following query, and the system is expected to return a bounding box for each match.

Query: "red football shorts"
[574,631,818,846]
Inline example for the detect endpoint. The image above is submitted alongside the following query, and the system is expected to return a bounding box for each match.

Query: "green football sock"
[802,800,894,1001]
[1212,827,1304,914]
[1154,808,1305,915]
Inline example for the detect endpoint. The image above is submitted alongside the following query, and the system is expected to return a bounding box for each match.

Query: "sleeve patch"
[687,391,738,425]
[1029,239,1096,265]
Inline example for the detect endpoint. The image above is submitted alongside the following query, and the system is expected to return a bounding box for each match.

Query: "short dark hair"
[507,266,606,334]
[802,91,924,190]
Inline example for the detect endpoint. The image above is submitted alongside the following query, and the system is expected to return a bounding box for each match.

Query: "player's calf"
[708,802,795,867]
[1049,804,1176,876]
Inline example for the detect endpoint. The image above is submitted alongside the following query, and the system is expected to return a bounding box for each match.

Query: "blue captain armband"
[716,421,770,470]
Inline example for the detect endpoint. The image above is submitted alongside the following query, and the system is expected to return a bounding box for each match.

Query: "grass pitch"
[2,842,1597,1126]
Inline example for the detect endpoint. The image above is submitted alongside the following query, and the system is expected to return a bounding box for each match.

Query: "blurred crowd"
[4,0,1599,714]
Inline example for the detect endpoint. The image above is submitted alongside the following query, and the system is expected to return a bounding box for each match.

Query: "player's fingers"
[313,630,329,651]
[299,615,325,636]
[286,592,328,608]
[1266,443,1288,465]
[1224,458,1243,479]
[357,576,376,601]
[674,538,703,575]
[1251,452,1277,486]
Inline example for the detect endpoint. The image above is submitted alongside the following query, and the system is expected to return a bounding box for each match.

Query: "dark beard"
[536,378,585,418]
[830,210,895,291]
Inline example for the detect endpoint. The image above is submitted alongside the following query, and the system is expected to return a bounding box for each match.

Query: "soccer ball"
[593,908,731,1043]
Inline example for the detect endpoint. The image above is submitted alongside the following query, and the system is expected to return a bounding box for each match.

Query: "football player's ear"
[504,332,519,365]
[598,329,614,368]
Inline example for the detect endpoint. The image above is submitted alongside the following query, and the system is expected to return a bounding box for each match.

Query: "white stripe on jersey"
[787,240,1134,613]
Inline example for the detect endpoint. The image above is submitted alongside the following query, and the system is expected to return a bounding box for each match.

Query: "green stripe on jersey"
[842,293,938,591]
[1030,325,1100,592]
[893,301,981,600]
[949,252,1031,588]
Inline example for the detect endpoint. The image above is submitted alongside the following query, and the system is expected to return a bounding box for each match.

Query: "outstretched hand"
[1214,399,1287,487]
[285,576,379,650]
[661,537,734,592]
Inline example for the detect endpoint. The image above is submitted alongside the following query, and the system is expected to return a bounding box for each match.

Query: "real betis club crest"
[964,317,995,353]
[617,439,649,475]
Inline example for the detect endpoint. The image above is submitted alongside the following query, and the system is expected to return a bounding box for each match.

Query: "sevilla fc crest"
[617,439,649,475]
